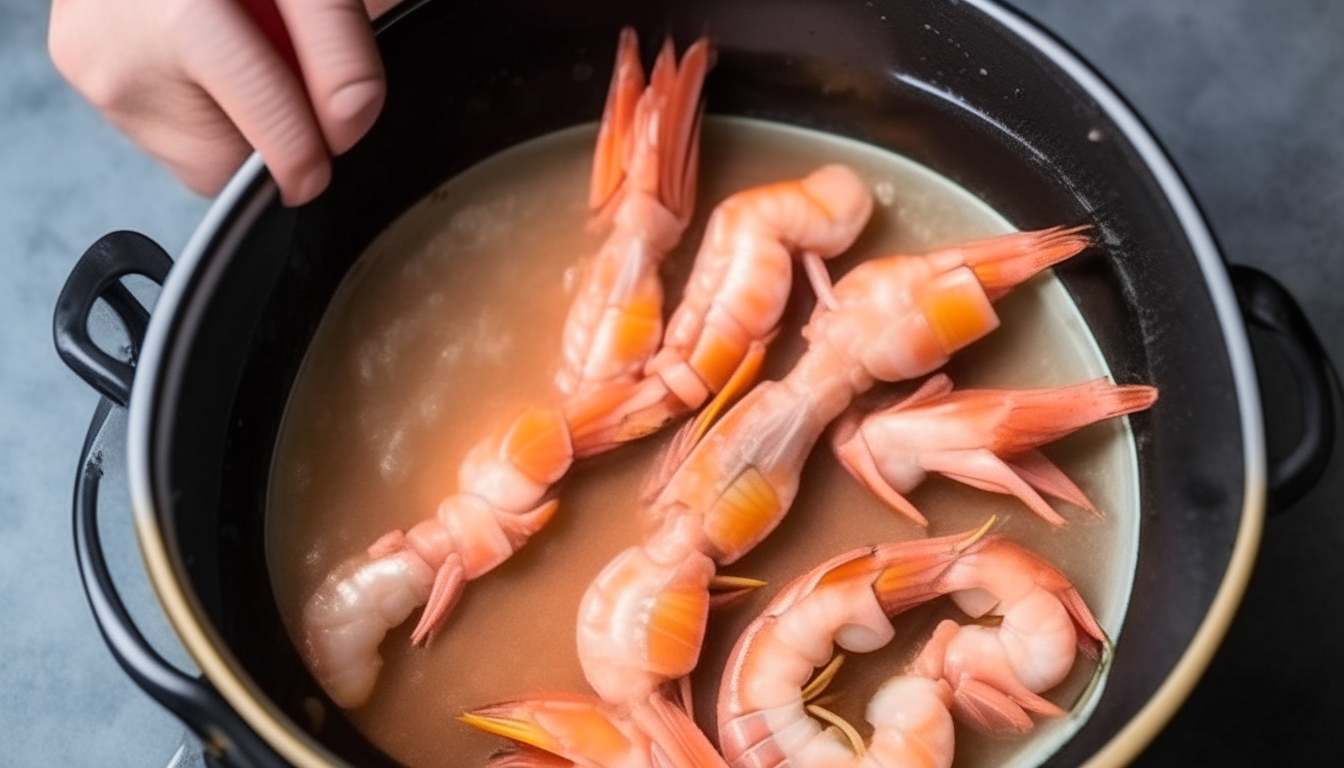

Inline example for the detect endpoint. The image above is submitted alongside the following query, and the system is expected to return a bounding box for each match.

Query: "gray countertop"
[3,0,1341,765]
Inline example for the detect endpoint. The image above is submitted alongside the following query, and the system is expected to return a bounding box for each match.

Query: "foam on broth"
[267,117,1141,768]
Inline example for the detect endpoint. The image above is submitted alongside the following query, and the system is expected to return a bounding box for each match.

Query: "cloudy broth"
[268,118,1141,768]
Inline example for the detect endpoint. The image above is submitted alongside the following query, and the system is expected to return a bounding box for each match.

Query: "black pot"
[53,1,1337,766]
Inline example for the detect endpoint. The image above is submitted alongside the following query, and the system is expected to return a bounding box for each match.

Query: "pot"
[53,1,1337,766]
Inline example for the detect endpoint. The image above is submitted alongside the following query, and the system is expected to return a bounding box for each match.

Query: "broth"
[267,118,1141,768]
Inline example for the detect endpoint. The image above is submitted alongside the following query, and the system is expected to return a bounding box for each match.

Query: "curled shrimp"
[299,29,710,709]
[576,226,1094,710]
[832,373,1159,526]
[716,524,1108,768]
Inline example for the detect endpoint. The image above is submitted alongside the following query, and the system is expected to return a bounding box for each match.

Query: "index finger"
[274,0,386,155]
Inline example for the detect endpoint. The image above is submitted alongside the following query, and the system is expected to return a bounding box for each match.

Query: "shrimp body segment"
[558,29,712,399]
[717,529,1108,768]
[833,374,1159,526]
[577,226,1094,709]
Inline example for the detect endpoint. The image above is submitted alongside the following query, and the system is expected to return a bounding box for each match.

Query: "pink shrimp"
[556,29,711,398]
[832,373,1159,526]
[717,525,1108,768]
[302,405,576,707]
[575,226,1094,710]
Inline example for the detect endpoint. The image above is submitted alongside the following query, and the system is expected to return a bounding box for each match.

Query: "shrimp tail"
[462,693,636,767]
[563,376,684,457]
[590,27,645,213]
[484,746,576,768]
[913,621,1064,736]
[869,518,998,615]
[986,379,1159,450]
[560,328,768,467]
[937,380,1156,521]
[591,31,712,224]
[462,691,728,768]
[958,224,1092,300]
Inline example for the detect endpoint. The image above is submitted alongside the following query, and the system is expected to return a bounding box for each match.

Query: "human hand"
[49,0,386,206]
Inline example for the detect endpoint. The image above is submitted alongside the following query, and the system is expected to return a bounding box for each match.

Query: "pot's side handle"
[1230,264,1339,514]
[53,231,173,407]
[74,399,287,768]
[56,231,288,767]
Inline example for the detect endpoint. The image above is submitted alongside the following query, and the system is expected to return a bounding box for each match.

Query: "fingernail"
[288,162,331,206]
[329,80,385,152]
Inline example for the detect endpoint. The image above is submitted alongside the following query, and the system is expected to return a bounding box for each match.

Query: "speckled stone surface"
[2,1,1341,766]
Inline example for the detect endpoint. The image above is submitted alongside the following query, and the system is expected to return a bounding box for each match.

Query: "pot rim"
[967,2,1267,765]
[123,3,1268,767]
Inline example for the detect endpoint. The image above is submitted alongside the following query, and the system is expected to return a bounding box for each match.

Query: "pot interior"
[146,1,1248,766]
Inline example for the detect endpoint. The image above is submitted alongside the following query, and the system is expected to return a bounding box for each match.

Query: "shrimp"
[303,405,575,708]
[576,226,1094,709]
[716,525,1108,768]
[570,164,875,458]
[832,373,1159,526]
[556,29,711,398]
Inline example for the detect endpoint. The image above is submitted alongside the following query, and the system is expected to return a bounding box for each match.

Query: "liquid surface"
[268,118,1141,768]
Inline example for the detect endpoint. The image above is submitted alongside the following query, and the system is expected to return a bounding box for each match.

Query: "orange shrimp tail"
[591,31,712,222]
[958,225,1092,300]
[464,692,728,768]
[590,27,645,212]
[659,38,712,221]
[984,380,1158,452]
[867,519,997,615]
[1056,583,1109,658]
[462,693,639,767]
[563,376,684,458]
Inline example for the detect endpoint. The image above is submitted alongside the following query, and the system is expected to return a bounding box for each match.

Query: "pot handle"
[53,231,173,407]
[57,232,287,767]
[74,400,289,768]
[1230,264,1339,514]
